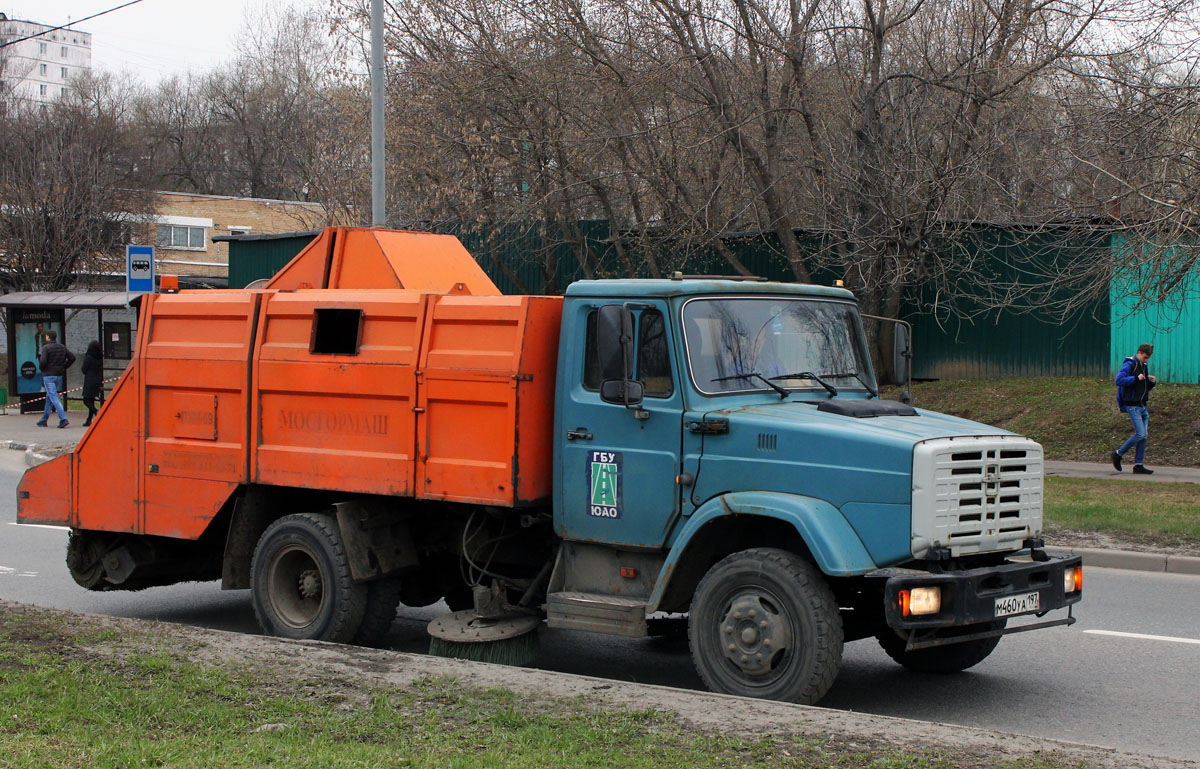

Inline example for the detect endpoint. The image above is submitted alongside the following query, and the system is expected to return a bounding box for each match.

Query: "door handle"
[566,428,594,441]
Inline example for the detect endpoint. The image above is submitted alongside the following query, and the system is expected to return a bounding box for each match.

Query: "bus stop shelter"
[2,291,139,413]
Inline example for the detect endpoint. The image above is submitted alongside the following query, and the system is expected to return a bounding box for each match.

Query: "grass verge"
[1044,476,1200,552]
[0,604,1085,769]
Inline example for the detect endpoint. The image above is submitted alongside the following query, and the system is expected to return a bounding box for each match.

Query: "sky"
[2,0,320,84]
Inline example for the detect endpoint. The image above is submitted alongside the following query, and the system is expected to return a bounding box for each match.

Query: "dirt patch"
[1047,528,1200,558]
[4,600,1190,769]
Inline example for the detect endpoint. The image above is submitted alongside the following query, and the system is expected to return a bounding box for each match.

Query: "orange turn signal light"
[619,567,637,579]
[898,589,911,617]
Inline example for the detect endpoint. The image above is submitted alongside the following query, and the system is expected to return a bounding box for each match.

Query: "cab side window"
[583,308,674,397]
[583,312,602,390]
[637,310,673,397]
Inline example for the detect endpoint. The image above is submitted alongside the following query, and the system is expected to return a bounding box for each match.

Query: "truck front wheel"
[689,548,843,705]
[876,621,1004,673]
[251,513,367,643]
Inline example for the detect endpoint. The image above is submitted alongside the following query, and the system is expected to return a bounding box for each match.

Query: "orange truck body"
[18,227,562,537]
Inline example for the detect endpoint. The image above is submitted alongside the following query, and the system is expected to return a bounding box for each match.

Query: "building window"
[61,88,67,98]
[39,63,47,76]
[228,226,252,235]
[157,224,206,250]
[60,46,67,58]
[39,85,46,96]
[39,42,46,54]
[61,67,68,79]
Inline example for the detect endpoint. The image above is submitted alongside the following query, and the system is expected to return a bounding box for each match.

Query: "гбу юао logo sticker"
[586,450,622,518]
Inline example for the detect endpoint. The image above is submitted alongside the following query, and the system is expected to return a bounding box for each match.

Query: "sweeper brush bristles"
[428,628,540,667]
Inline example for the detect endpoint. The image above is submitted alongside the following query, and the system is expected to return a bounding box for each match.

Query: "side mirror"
[595,304,633,381]
[600,378,644,406]
[892,322,911,386]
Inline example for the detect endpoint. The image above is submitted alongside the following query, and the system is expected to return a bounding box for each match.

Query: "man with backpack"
[1112,343,1156,474]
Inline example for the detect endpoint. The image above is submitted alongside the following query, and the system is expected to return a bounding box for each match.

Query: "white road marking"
[6,522,69,531]
[1085,629,1200,646]
[0,565,38,577]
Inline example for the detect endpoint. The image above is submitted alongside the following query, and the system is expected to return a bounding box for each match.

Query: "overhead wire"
[0,0,147,50]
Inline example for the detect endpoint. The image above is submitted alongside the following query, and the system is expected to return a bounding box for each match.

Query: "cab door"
[558,300,684,548]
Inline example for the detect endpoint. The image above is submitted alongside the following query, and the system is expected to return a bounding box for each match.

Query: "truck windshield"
[681,297,876,396]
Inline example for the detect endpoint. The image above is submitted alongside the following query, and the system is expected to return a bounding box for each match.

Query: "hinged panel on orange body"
[512,297,563,503]
[73,361,140,532]
[252,290,425,496]
[415,294,562,506]
[140,291,257,538]
[15,453,72,527]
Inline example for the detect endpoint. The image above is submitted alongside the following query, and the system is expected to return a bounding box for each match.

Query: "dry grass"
[885,378,1200,467]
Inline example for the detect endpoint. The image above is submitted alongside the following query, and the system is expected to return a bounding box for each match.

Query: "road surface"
[2,450,1197,761]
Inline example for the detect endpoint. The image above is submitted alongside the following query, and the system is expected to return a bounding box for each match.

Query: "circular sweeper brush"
[427,583,541,666]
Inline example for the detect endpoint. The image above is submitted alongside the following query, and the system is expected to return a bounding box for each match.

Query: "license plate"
[994,591,1040,618]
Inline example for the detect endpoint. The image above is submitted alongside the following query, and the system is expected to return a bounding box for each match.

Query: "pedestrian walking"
[36,330,75,429]
[81,340,104,427]
[1112,342,1156,474]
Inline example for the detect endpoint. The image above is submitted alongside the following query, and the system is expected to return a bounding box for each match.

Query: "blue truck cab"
[545,277,1082,704]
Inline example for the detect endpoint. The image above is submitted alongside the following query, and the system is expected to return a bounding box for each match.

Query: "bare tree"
[326,0,1200,376]
[0,73,156,292]
[137,5,368,225]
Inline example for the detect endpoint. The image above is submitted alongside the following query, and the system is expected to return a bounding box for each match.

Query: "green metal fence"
[1110,236,1200,384]
[904,228,1112,380]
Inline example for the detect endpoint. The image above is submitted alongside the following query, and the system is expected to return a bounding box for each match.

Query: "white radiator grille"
[911,436,1043,558]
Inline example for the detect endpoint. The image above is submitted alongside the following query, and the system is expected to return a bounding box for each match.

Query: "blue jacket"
[1115,356,1155,413]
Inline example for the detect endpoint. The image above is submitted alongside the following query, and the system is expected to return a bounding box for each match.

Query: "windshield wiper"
[821,371,879,398]
[766,371,838,397]
[711,372,790,400]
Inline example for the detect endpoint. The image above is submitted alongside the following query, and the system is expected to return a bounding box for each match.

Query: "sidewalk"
[1046,459,1200,484]
[0,410,86,452]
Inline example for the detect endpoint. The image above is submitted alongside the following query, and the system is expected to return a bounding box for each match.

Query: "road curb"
[24,448,57,468]
[0,440,67,467]
[1047,546,1200,576]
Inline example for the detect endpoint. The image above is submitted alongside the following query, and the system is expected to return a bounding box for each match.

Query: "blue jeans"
[1117,406,1148,465]
[40,375,67,423]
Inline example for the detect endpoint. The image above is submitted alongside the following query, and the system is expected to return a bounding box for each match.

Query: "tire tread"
[251,512,367,644]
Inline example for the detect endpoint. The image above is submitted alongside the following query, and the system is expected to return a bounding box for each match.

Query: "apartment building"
[0,13,92,105]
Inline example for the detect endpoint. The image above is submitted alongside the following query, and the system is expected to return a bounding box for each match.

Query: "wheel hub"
[720,593,792,677]
[297,569,322,600]
[267,545,326,629]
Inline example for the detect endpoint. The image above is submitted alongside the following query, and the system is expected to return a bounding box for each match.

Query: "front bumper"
[878,553,1082,646]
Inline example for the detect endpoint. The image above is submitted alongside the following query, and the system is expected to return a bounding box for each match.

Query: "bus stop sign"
[127,245,155,294]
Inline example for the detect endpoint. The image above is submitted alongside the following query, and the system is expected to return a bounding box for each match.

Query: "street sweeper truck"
[17,227,1082,705]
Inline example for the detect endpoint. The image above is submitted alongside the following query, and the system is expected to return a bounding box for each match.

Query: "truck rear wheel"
[876,621,1004,673]
[251,513,367,643]
[354,577,403,647]
[689,548,843,704]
